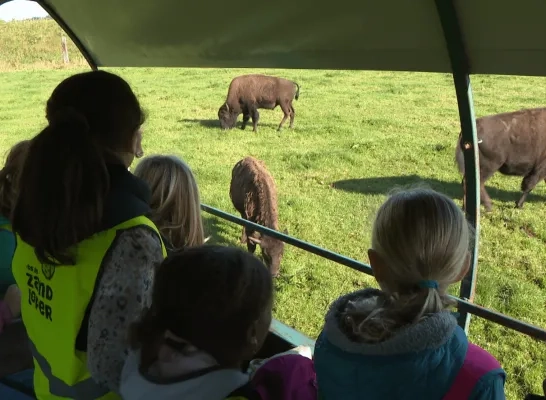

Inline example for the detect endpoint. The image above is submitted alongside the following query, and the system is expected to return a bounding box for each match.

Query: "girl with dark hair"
[11,70,167,399]
[120,245,317,400]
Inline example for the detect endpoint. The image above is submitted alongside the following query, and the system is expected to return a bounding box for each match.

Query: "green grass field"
[1,18,546,399]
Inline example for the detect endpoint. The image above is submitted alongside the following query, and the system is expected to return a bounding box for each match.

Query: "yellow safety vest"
[12,216,167,400]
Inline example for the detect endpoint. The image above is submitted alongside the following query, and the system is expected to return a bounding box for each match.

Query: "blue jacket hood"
[314,288,467,400]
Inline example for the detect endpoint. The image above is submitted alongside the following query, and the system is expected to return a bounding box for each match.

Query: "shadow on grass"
[332,174,546,204]
[179,118,220,128]
[179,118,283,131]
[202,214,237,246]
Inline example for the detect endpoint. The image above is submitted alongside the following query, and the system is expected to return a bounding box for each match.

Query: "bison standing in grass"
[218,74,300,132]
[455,107,546,211]
[230,156,285,276]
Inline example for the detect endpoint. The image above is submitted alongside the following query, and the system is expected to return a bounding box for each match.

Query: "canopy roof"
[2,0,546,76]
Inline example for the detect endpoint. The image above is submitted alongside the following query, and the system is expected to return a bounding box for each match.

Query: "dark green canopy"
[1,0,545,75]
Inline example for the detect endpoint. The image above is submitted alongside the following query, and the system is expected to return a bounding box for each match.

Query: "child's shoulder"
[225,381,261,400]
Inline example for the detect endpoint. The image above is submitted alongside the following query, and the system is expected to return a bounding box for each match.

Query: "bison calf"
[455,107,546,211]
[218,74,300,132]
[230,156,285,276]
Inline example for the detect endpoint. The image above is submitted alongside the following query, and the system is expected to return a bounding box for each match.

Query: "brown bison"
[455,107,546,211]
[218,74,300,132]
[230,156,285,276]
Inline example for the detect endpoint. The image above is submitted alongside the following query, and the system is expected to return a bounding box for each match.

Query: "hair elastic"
[417,280,439,289]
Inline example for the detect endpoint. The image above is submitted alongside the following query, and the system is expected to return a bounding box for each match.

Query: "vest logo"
[26,265,54,322]
[42,263,55,280]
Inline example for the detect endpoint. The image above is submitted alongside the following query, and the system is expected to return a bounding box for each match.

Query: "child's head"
[130,245,273,369]
[369,187,471,293]
[13,71,145,265]
[344,188,472,342]
[133,155,204,249]
[0,140,31,218]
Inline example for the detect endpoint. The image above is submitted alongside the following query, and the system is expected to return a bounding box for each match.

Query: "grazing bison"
[218,74,300,132]
[455,107,546,211]
[230,156,285,276]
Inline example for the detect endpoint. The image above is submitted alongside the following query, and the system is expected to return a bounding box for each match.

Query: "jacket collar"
[101,163,151,230]
[322,288,458,356]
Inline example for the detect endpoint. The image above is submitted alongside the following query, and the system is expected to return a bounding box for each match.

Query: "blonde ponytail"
[346,187,471,342]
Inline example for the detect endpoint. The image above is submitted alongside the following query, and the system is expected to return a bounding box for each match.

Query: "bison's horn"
[225,103,230,112]
[248,236,261,245]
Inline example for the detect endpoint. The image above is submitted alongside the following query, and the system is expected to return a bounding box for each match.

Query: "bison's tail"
[294,82,300,100]
[455,132,465,175]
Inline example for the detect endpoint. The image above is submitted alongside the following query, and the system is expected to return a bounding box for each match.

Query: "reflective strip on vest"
[30,340,109,400]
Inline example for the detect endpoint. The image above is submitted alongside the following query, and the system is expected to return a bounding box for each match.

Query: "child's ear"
[368,249,386,282]
[133,129,144,158]
[245,322,260,357]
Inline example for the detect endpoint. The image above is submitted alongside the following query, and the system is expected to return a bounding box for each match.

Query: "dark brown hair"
[12,70,145,265]
[130,245,273,369]
[0,140,30,218]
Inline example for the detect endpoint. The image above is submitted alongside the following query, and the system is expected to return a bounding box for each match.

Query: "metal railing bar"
[202,204,373,275]
[201,204,546,341]
[453,297,546,341]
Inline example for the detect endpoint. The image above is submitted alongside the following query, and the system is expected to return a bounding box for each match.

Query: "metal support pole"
[455,75,480,332]
[435,0,480,333]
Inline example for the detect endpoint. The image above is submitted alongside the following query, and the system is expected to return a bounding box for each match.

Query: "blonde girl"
[134,155,205,251]
[314,187,506,400]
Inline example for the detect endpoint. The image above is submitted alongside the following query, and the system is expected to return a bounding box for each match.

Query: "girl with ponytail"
[314,187,506,399]
[11,71,165,397]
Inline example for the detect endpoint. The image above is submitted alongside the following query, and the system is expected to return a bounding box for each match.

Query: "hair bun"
[49,107,90,134]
